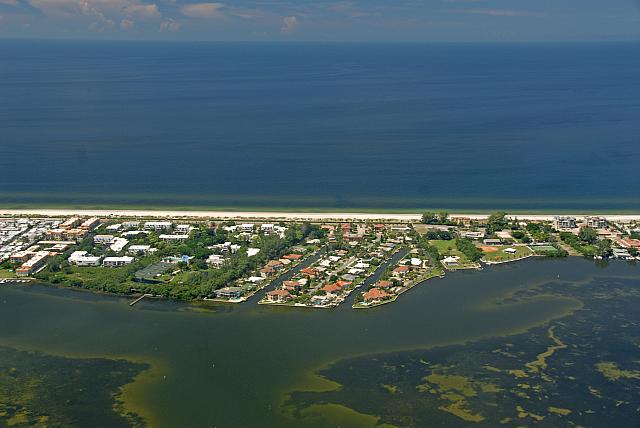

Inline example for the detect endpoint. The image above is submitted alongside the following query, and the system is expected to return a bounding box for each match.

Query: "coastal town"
[1,211,639,309]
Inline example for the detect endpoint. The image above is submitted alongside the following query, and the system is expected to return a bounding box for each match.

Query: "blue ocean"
[1,40,639,211]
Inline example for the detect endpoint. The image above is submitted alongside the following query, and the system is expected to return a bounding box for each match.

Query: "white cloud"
[280,15,296,33]
[159,17,180,30]
[120,16,133,28]
[125,3,159,17]
[180,2,224,19]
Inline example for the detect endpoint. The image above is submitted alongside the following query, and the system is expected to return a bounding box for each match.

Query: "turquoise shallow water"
[0,41,639,211]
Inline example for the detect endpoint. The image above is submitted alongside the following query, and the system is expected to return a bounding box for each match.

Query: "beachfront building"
[554,216,577,230]
[585,216,608,229]
[240,223,254,232]
[80,217,100,230]
[103,256,134,267]
[175,224,191,234]
[144,221,172,231]
[59,217,81,229]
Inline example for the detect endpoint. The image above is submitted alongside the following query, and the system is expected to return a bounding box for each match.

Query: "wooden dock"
[129,293,152,306]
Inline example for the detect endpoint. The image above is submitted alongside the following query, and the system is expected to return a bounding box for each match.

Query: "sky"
[0,0,639,42]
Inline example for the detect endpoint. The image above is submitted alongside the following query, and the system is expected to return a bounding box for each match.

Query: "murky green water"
[0,258,638,427]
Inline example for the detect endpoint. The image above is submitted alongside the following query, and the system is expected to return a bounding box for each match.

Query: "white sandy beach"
[1,208,639,222]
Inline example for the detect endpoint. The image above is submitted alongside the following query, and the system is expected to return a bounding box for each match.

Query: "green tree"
[579,227,598,244]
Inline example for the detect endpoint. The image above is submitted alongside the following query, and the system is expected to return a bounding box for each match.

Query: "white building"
[207,254,226,267]
[68,251,101,267]
[144,221,172,231]
[585,216,608,229]
[247,248,261,257]
[260,224,275,233]
[554,216,577,230]
[109,237,129,252]
[106,224,123,232]
[122,221,140,229]
[128,245,153,255]
[94,234,115,245]
[175,224,191,234]
[241,223,255,232]
[159,234,189,241]
[103,256,134,267]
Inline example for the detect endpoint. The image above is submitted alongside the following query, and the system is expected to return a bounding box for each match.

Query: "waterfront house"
[282,253,303,260]
[363,288,390,303]
[442,256,460,267]
[215,287,244,299]
[266,289,291,303]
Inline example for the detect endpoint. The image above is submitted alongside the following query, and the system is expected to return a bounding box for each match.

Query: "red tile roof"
[363,288,390,302]
[283,254,303,260]
[377,280,393,288]
[322,283,341,293]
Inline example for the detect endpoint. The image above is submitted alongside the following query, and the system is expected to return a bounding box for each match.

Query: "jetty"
[129,293,153,306]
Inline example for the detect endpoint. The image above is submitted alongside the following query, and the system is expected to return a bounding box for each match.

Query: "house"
[68,251,101,267]
[215,286,244,299]
[260,266,275,277]
[311,294,332,306]
[336,280,352,288]
[240,223,255,232]
[460,231,485,240]
[122,221,140,229]
[442,256,460,266]
[322,283,342,294]
[282,281,302,291]
[341,273,357,282]
[266,289,291,303]
[282,254,303,260]
[300,267,317,277]
[103,256,134,267]
[247,248,261,257]
[207,254,226,267]
[393,265,410,276]
[144,221,172,231]
[175,224,191,234]
[612,248,632,259]
[410,258,422,267]
[94,234,115,245]
[363,288,390,303]
[377,280,393,289]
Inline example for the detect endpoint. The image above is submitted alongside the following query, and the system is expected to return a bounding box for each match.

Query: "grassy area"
[429,240,479,269]
[0,269,16,279]
[480,245,533,263]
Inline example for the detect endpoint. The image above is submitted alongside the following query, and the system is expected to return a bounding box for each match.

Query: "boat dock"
[129,293,153,306]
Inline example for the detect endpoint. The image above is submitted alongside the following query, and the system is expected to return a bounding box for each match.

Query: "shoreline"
[2,208,640,222]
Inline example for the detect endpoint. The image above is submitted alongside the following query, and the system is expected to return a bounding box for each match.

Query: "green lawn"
[429,240,479,269]
[0,269,16,278]
[481,245,533,263]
